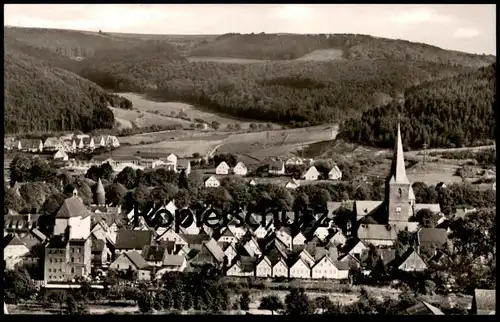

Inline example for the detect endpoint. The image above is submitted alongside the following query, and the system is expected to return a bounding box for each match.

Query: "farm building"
[285,179,300,189]
[53,149,69,161]
[205,175,220,188]
[268,160,285,175]
[233,162,248,176]
[19,139,43,153]
[328,165,342,180]
[215,161,230,175]
[43,137,63,151]
[302,166,320,181]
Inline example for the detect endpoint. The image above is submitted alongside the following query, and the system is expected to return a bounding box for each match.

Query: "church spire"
[95,178,106,206]
[388,123,409,184]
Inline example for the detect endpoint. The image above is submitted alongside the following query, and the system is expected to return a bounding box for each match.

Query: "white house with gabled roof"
[255,256,273,278]
[205,175,220,188]
[233,162,248,176]
[328,164,342,180]
[311,255,349,280]
[215,161,230,175]
[302,166,320,181]
[272,258,289,278]
[285,179,300,190]
[289,257,312,279]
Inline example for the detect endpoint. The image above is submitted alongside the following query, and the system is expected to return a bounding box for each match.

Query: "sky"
[3,4,496,55]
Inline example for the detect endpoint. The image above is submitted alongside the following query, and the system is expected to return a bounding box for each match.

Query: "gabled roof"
[123,250,149,269]
[234,162,247,169]
[162,254,185,267]
[418,228,447,246]
[56,196,91,219]
[4,234,27,248]
[328,165,341,174]
[312,254,349,271]
[256,256,272,267]
[142,245,167,262]
[474,289,496,313]
[204,239,225,263]
[216,161,229,169]
[181,233,210,246]
[115,230,153,250]
[405,301,444,315]
[392,247,428,271]
[289,256,311,269]
[355,201,384,218]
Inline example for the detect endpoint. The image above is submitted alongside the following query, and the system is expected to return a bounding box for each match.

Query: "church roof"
[388,123,410,184]
[56,196,91,219]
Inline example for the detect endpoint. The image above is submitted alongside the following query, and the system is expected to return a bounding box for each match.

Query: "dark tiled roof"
[46,235,68,248]
[115,230,153,250]
[142,245,167,262]
[4,234,27,247]
[162,254,185,267]
[56,197,91,219]
[418,228,447,246]
[123,250,149,269]
[181,234,210,246]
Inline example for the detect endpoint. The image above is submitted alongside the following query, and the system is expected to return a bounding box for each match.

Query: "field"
[110,106,191,129]
[296,48,345,61]
[118,93,280,130]
[187,56,268,64]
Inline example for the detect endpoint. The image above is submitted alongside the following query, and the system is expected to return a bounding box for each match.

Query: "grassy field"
[187,56,269,64]
[118,93,280,130]
[110,106,191,129]
[296,48,345,61]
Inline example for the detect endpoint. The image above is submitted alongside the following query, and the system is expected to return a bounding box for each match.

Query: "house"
[19,139,43,153]
[155,255,187,278]
[53,150,69,161]
[289,257,312,279]
[204,175,220,188]
[276,227,293,249]
[272,258,289,278]
[106,136,120,148]
[471,289,496,315]
[142,245,167,267]
[190,239,225,267]
[215,227,239,244]
[244,237,262,256]
[62,139,77,153]
[285,179,300,190]
[78,137,95,151]
[268,160,285,175]
[302,166,320,181]
[404,301,445,315]
[285,157,304,166]
[255,256,273,278]
[393,248,428,272]
[114,230,154,255]
[109,250,149,272]
[4,234,30,270]
[223,243,238,264]
[156,227,188,247]
[227,256,255,277]
[91,235,113,268]
[215,161,230,175]
[328,165,342,181]
[311,255,349,280]
[292,231,307,246]
[341,238,368,260]
[298,249,316,267]
[43,137,63,151]
[233,162,248,176]
[249,179,257,186]
[313,227,330,242]
[177,159,191,175]
[4,137,19,151]
[338,253,361,270]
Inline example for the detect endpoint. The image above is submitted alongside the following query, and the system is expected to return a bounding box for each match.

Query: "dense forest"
[339,63,496,149]
[4,48,131,134]
[190,33,495,67]
[78,58,471,126]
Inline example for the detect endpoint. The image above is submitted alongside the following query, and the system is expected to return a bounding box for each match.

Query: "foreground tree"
[259,295,284,315]
[284,288,313,315]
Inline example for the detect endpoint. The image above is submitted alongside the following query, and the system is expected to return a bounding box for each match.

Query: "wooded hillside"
[4,48,130,134]
[338,63,496,149]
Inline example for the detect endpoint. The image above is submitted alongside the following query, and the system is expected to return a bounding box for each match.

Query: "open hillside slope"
[189,33,495,67]
[4,47,131,134]
[338,63,496,149]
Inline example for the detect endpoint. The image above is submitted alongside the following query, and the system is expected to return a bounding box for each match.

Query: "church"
[353,123,442,246]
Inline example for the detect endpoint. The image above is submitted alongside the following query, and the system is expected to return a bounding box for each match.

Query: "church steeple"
[95,178,106,206]
[387,123,410,184]
[385,122,411,224]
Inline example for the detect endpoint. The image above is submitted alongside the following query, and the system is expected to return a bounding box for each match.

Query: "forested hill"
[190,33,495,67]
[338,63,496,149]
[4,48,131,134]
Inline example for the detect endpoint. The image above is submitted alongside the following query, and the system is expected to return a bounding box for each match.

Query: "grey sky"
[4,4,496,55]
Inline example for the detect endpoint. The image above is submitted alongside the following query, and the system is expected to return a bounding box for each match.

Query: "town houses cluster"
[4,124,455,285]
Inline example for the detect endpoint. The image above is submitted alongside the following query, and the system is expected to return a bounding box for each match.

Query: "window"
[59,269,62,272]
[48,269,51,272]
[71,257,74,263]
[49,259,52,263]
[49,276,52,279]
[396,206,402,214]
[71,267,74,274]
[398,188,402,197]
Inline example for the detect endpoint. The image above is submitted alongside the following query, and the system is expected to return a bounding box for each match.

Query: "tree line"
[339,63,496,149]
